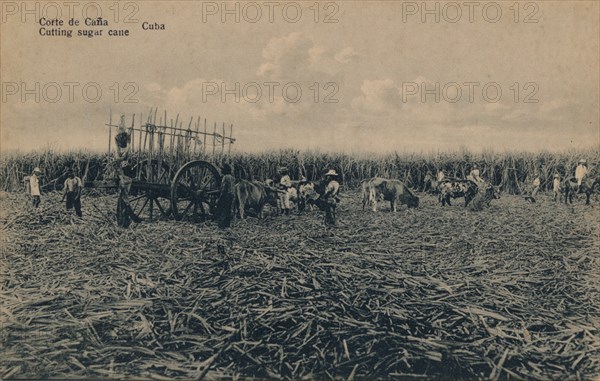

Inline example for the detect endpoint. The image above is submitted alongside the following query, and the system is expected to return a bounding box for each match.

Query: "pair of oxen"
[361,177,500,211]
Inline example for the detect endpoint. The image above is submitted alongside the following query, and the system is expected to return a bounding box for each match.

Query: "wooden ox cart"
[94,109,235,227]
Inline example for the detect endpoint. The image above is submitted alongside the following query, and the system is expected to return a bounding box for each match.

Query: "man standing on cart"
[114,116,140,226]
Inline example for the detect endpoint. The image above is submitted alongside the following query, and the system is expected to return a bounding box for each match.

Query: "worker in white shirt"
[469,164,483,183]
[437,169,445,182]
[278,167,293,215]
[575,159,588,193]
[29,167,42,208]
[62,169,83,217]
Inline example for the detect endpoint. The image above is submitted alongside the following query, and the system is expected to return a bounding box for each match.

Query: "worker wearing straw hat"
[29,167,42,208]
[317,169,340,226]
[575,159,588,193]
[553,173,561,202]
[62,169,83,218]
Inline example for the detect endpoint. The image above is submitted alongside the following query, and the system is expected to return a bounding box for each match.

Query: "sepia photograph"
[1,1,599,380]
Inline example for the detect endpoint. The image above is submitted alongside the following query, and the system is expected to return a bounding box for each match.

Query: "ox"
[361,177,385,210]
[468,184,501,210]
[295,181,317,211]
[562,176,600,205]
[234,180,278,219]
[438,179,479,207]
[366,177,419,212]
[267,179,317,213]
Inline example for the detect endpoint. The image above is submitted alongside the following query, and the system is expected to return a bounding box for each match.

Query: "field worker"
[437,169,445,182]
[62,169,83,218]
[319,169,340,226]
[422,170,432,192]
[113,118,140,225]
[575,159,588,193]
[29,167,42,208]
[278,167,293,215]
[531,174,541,199]
[553,173,561,201]
[469,164,483,184]
[216,164,235,229]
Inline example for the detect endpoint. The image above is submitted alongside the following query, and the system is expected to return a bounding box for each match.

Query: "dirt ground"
[1,189,599,380]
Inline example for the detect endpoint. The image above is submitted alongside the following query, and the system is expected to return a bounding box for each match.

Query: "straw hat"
[579,159,587,164]
[325,169,338,177]
[554,173,560,178]
[33,167,41,173]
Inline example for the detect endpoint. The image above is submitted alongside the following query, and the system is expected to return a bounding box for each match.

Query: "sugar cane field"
[1,151,599,381]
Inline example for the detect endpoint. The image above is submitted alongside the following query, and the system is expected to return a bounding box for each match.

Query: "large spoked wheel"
[171,161,221,222]
[129,159,173,221]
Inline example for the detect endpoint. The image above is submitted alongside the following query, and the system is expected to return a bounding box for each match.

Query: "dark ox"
[438,179,479,207]
[468,184,501,210]
[562,176,600,205]
[365,177,419,212]
[234,180,278,219]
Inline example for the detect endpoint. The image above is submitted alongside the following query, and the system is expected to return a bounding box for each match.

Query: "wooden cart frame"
[96,109,235,227]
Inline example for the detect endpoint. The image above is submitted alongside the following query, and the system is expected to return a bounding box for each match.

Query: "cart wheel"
[171,161,221,222]
[129,159,173,221]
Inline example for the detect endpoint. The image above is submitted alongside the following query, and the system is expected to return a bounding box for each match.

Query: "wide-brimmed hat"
[554,173,560,178]
[33,167,41,173]
[579,159,587,164]
[325,169,338,177]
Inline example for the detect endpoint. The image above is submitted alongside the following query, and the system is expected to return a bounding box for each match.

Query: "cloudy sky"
[1,1,598,153]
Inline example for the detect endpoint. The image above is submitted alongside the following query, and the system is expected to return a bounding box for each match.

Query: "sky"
[1,1,599,154]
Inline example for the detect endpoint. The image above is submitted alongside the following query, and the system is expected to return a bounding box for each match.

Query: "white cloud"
[334,47,358,64]
[351,79,401,114]
[257,33,353,80]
